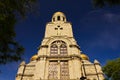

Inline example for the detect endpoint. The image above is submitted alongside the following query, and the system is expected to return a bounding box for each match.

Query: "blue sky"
[0,0,120,80]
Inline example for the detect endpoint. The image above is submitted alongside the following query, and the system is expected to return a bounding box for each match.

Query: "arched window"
[50,40,67,55]
[60,44,67,55]
[57,16,60,21]
[50,44,58,55]
[53,17,55,21]
[63,17,65,21]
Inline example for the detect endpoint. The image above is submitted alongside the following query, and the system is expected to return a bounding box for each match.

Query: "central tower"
[16,12,104,80]
[38,11,80,79]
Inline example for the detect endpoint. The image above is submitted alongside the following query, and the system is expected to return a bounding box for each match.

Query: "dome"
[52,11,66,22]
[53,12,66,17]
[30,54,38,61]
[80,54,89,60]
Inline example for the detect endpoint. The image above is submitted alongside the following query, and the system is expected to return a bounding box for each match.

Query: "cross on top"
[55,26,63,30]
[55,26,63,35]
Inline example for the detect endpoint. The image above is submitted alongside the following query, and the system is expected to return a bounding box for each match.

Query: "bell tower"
[16,12,105,80]
[36,11,81,79]
[45,12,73,37]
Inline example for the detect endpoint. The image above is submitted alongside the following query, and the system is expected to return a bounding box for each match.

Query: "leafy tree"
[103,58,120,80]
[92,0,120,8]
[0,0,36,64]
[111,70,120,80]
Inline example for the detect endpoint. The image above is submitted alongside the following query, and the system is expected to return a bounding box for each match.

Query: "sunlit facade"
[16,12,104,80]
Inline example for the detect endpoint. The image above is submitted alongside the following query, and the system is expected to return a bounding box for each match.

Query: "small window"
[57,16,60,21]
[63,17,65,21]
[53,17,55,21]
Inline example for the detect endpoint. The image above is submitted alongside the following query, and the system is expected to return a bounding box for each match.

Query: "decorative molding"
[16,74,34,77]
[38,45,49,49]
[69,44,80,49]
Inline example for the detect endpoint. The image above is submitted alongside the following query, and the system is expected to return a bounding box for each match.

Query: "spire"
[20,61,26,66]
[94,59,100,64]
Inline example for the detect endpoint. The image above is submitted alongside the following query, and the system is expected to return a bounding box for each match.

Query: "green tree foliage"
[0,0,36,64]
[103,58,120,80]
[93,0,120,8]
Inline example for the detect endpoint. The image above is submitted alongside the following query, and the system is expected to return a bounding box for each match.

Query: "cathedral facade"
[16,12,104,80]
